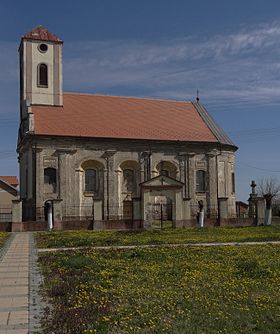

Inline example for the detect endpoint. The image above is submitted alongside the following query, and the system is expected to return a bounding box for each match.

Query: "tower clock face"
[38,43,48,53]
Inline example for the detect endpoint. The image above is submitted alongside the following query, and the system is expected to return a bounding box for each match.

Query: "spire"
[22,25,63,43]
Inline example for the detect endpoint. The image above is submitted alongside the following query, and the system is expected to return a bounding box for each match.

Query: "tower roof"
[22,25,62,43]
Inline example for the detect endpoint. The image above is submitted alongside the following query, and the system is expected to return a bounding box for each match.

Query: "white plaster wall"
[21,40,62,106]
[31,41,54,105]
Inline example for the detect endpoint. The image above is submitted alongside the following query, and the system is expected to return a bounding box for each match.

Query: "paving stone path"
[0,233,42,334]
[0,233,30,334]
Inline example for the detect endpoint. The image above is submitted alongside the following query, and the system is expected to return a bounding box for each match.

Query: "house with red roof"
[0,176,18,224]
[17,26,237,229]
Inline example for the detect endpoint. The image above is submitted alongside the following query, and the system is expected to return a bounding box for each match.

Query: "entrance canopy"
[140,175,184,227]
[140,175,184,190]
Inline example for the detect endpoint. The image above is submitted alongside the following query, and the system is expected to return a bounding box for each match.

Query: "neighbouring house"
[17,26,238,229]
[0,176,19,223]
[236,201,249,218]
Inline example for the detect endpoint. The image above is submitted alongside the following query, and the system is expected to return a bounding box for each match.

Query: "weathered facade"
[17,26,238,229]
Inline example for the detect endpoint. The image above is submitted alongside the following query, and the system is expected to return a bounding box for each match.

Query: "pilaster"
[207,152,218,217]
[178,153,188,198]
[218,197,229,224]
[142,151,151,181]
[35,148,43,214]
[103,150,116,219]
[55,149,76,219]
[53,199,63,230]
[187,153,195,201]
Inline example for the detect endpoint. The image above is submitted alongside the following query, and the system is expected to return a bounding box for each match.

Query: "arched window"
[44,167,57,193]
[123,169,135,193]
[44,168,56,185]
[156,161,177,179]
[81,160,104,197]
[38,63,48,87]
[232,173,235,193]
[85,168,97,193]
[196,170,206,192]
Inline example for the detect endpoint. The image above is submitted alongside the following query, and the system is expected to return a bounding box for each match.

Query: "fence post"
[218,197,228,226]
[92,200,104,230]
[12,199,22,232]
[52,199,63,230]
[132,198,141,228]
[255,197,265,226]
[142,191,152,230]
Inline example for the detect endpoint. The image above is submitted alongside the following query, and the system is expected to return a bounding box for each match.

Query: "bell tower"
[19,25,63,108]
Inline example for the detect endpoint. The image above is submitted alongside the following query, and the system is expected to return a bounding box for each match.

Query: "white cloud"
[1,21,280,118]
[62,21,280,108]
[65,21,280,67]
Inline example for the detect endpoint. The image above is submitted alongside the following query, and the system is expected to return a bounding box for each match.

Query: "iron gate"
[147,203,174,229]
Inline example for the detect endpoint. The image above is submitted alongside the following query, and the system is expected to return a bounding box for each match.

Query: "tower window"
[38,63,48,87]
[38,43,48,53]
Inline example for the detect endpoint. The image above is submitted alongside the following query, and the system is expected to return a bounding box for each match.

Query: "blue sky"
[1,0,280,201]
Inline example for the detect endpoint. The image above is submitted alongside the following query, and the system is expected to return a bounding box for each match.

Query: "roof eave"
[0,179,19,193]
[192,101,238,150]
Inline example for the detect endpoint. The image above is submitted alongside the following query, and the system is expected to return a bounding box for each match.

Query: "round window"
[38,43,48,53]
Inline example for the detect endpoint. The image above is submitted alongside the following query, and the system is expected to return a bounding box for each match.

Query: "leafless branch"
[258,177,280,198]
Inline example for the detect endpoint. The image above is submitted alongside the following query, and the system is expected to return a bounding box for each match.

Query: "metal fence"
[0,206,12,222]
[30,201,245,223]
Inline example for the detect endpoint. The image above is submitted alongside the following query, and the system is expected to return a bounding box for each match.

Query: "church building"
[17,26,237,229]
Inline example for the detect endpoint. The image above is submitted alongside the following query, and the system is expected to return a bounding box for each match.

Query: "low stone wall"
[99,220,143,230]
[272,217,280,225]
[220,218,255,227]
[55,219,143,231]
[6,217,280,231]
[175,219,219,228]
[56,220,93,230]
[12,219,143,231]
[0,222,12,232]
[22,221,48,232]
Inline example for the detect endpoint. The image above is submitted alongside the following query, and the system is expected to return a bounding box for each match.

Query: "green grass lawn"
[36,225,280,249]
[39,245,280,333]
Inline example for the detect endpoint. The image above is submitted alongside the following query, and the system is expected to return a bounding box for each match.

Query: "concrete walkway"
[0,233,30,334]
[38,240,280,253]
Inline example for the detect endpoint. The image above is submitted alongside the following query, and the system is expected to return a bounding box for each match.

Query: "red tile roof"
[0,176,19,187]
[22,25,62,43]
[32,93,218,142]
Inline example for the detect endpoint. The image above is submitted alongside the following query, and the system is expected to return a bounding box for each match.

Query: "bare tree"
[258,177,280,225]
